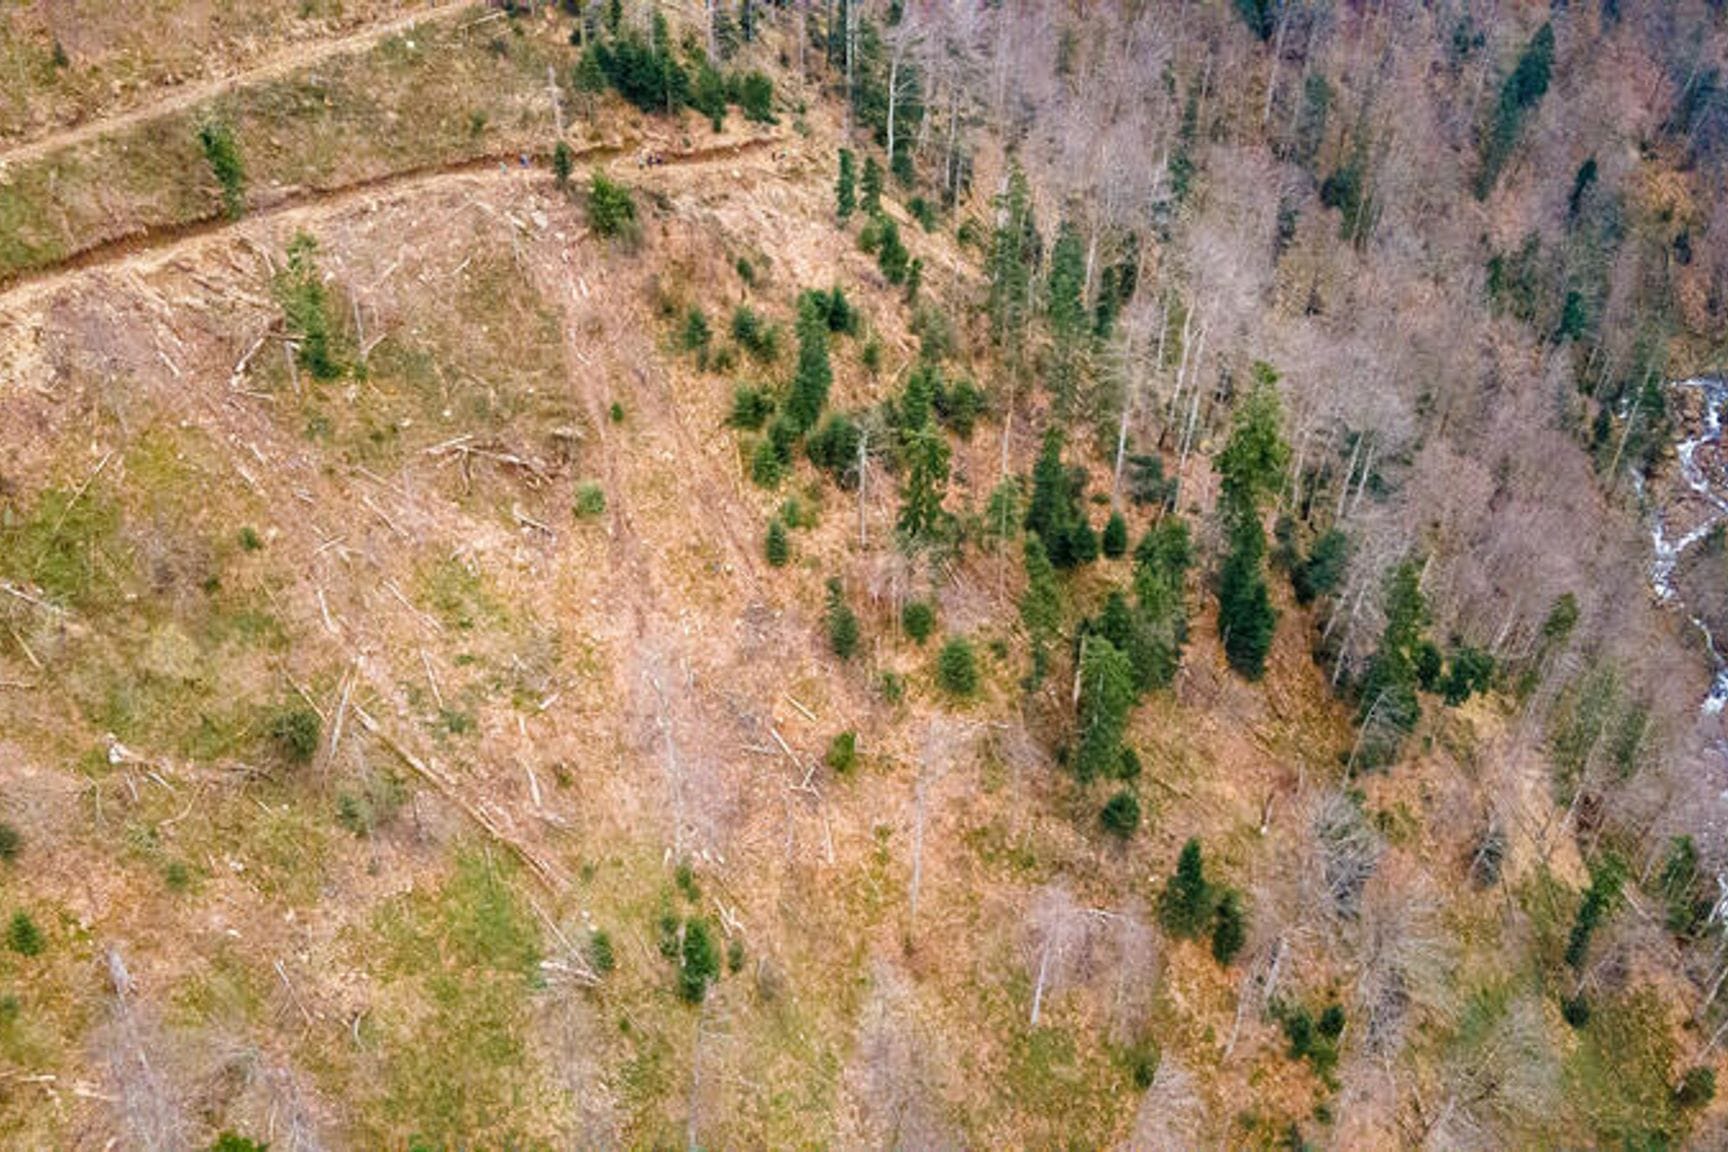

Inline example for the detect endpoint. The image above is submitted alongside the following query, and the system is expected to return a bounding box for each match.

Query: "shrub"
[738,70,775,122]
[1125,453,1177,507]
[799,286,860,336]
[279,233,341,381]
[675,861,701,902]
[873,215,910,284]
[764,518,789,567]
[936,637,979,697]
[750,437,785,488]
[199,121,246,219]
[691,62,727,130]
[588,928,616,975]
[6,911,43,956]
[552,140,573,187]
[1102,512,1129,558]
[806,412,862,487]
[270,706,321,765]
[1100,789,1140,838]
[901,600,936,643]
[908,196,938,231]
[238,526,263,552]
[825,730,857,773]
[680,307,712,364]
[1566,855,1626,971]
[1675,1066,1716,1111]
[207,1135,268,1152]
[587,170,637,240]
[1318,1003,1346,1039]
[1561,994,1591,1029]
[879,670,905,703]
[932,376,985,439]
[677,918,720,1003]
[728,384,775,430]
[1292,527,1349,604]
[574,482,607,518]
[0,822,19,863]
[1211,890,1246,964]
[825,578,860,660]
[1441,645,1495,705]
[730,305,781,362]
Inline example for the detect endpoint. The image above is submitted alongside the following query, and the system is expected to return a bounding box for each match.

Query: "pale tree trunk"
[944,82,961,200]
[887,53,899,165]
[1349,440,1374,518]
[1112,327,1139,505]
[685,1001,708,1152]
[845,0,857,135]
[1335,436,1362,522]
[1262,1,1289,129]
[857,427,870,547]
[1166,303,1194,427]
[1030,939,1053,1025]
[1174,323,1208,490]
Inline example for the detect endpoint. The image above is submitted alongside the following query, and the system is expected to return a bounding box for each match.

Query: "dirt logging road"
[0,0,480,170]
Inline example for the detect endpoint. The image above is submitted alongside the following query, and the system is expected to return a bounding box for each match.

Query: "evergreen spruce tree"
[987,163,1038,351]
[836,148,857,221]
[1476,23,1555,199]
[1046,219,1088,410]
[1102,511,1129,558]
[553,140,574,188]
[825,577,860,660]
[1100,789,1141,838]
[1354,559,1427,768]
[1024,428,1093,568]
[765,518,790,567]
[1214,366,1287,680]
[1292,527,1350,604]
[861,154,884,216]
[1216,364,1291,515]
[785,295,833,433]
[896,427,951,545]
[1094,589,1163,696]
[1074,636,1136,783]
[1020,533,1063,688]
[1217,513,1277,680]
[1158,838,1215,939]
[1565,854,1626,971]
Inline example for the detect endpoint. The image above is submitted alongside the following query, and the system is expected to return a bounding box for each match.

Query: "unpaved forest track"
[0,0,479,169]
[0,135,788,307]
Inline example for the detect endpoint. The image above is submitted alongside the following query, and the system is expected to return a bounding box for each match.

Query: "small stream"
[1645,377,1728,714]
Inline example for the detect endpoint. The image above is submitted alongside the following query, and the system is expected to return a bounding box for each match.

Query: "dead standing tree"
[95,947,188,1152]
[907,717,975,935]
[1024,885,1085,1027]
[1120,1051,1205,1151]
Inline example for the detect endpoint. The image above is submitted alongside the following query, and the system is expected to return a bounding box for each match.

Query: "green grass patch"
[360,849,547,1148]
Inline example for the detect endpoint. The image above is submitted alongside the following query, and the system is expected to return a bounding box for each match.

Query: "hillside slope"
[2,3,1726,1150]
